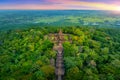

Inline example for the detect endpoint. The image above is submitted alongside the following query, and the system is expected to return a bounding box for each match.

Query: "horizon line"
[0,9,117,11]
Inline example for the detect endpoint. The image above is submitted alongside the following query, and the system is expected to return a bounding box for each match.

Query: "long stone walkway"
[49,29,66,80]
[55,42,65,80]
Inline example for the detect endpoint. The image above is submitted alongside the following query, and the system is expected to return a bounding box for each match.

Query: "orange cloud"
[46,0,120,10]
[65,1,118,10]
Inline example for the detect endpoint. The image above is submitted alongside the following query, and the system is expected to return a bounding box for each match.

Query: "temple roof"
[58,29,63,35]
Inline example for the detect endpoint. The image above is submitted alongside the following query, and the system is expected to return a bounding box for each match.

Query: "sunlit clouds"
[0,0,120,10]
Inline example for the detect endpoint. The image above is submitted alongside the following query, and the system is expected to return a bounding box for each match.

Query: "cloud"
[43,0,119,10]
[0,0,120,10]
[0,4,68,10]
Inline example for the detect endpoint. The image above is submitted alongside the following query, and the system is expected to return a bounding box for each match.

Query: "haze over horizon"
[0,0,120,11]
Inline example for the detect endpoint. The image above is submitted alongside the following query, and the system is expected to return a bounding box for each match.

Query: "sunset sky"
[0,0,120,10]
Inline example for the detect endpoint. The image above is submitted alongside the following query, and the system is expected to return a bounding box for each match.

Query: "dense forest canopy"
[0,10,120,30]
[0,26,120,80]
[0,9,120,80]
